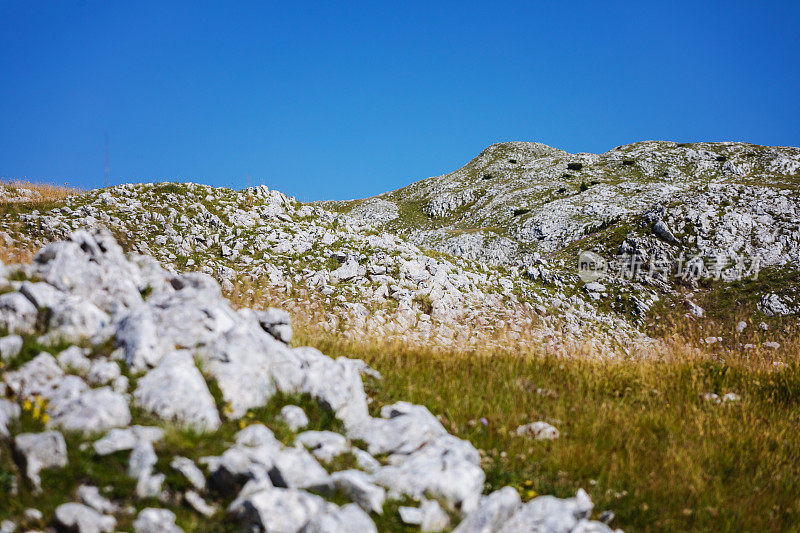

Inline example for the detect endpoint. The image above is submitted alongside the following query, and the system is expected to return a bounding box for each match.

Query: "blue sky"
[1,1,799,201]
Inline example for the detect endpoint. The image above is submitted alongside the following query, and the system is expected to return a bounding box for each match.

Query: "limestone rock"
[13,430,68,489]
[53,502,115,533]
[133,350,221,432]
[279,405,309,431]
[133,508,183,533]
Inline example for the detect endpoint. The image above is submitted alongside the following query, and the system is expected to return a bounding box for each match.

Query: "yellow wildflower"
[23,399,32,411]
[526,490,537,499]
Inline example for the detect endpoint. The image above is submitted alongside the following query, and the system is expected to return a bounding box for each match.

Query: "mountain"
[325,141,800,331]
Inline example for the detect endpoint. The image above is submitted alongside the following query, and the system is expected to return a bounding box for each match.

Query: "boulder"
[13,430,68,489]
[48,386,131,434]
[303,503,377,533]
[133,508,183,533]
[498,489,594,533]
[454,486,522,533]
[0,292,38,334]
[53,502,115,533]
[372,434,484,514]
[77,485,117,514]
[0,399,21,437]
[279,405,309,431]
[227,486,331,532]
[515,421,560,440]
[93,426,164,456]
[349,401,446,455]
[133,350,221,432]
[170,456,206,490]
[310,469,386,514]
[0,334,23,361]
[296,430,349,462]
[255,307,293,344]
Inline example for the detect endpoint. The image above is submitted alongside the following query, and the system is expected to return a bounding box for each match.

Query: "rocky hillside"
[327,141,800,331]
[0,231,617,532]
[1,182,646,356]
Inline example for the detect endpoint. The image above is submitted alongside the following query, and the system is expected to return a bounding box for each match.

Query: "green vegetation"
[297,328,800,532]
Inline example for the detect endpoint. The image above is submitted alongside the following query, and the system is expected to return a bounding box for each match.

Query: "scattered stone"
[0,399,21,437]
[23,508,42,522]
[77,485,118,514]
[185,490,216,517]
[133,508,183,533]
[133,350,221,432]
[0,334,23,361]
[296,430,349,462]
[53,502,116,533]
[256,307,293,344]
[515,421,560,440]
[652,220,680,244]
[498,489,595,532]
[310,469,386,514]
[48,386,131,434]
[171,456,207,490]
[279,405,309,431]
[419,499,451,532]
[227,486,330,532]
[303,503,377,533]
[454,486,522,533]
[13,430,68,489]
[56,346,92,373]
[93,426,164,456]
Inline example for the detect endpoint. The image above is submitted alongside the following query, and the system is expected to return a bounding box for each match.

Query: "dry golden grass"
[226,273,800,531]
[292,324,800,532]
[0,179,80,203]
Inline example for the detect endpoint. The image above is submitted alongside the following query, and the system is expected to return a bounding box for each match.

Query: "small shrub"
[622,159,635,166]
[513,208,530,217]
[567,162,583,171]
[579,182,589,192]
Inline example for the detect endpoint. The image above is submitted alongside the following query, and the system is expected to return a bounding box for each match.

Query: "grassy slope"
[297,328,800,532]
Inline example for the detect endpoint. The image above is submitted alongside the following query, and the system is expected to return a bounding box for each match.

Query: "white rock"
[171,456,206,490]
[56,345,92,373]
[279,405,309,431]
[77,485,118,514]
[49,386,131,435]
[13,430,68,489]
[0,292,38,334]
[227,486,330,532]
[133,350,221,431]
[53,502,116,533]
[0,334,23,361]
[303,503,377,533]
[0,399,21,437]
[454,486,522,533]
[133,508,183,533]
[515,421,560,440]
[296,430,349,462]
[498,489,594,533]
[185,490,217,517]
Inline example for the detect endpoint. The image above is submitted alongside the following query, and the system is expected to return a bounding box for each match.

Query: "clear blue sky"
[1,1,799,201]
